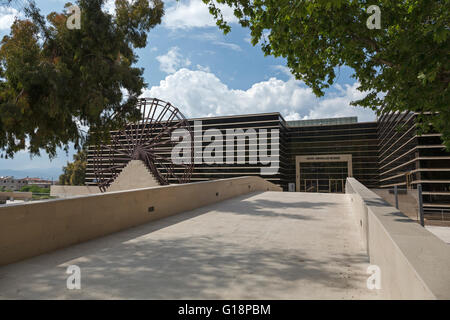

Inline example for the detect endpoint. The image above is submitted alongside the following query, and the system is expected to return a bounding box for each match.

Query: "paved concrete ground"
[0,200,25,206]
[426,226,450,244]
[0,192,379,299]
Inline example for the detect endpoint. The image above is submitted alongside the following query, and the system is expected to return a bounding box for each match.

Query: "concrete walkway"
[426,226,450,244]
[0,192,379,299]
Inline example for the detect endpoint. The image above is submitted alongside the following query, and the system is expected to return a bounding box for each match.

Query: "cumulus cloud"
[156,47,192,74]
[143,68,376,121]
[0,6,20,31]
[164,0,238,29]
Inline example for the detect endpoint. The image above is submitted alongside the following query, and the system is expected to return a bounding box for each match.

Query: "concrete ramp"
[0,192,378,299]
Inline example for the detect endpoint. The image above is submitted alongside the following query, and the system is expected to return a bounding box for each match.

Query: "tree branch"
[15,89,24,104]
[350,34,396,68]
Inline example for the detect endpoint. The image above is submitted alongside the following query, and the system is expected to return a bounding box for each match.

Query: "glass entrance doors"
[303,179,345,193]
[330,179,344,193]
[305,180,318,192]
[299,162,348,193]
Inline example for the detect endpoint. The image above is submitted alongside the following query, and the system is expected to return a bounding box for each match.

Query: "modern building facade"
[86,111,450,213]
[377,112,450,213]
[286,117,379,193]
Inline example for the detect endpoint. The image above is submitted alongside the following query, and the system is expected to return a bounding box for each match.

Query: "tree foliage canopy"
[0,0,164,158]
[204,0,450,148]
[59,148,86,186]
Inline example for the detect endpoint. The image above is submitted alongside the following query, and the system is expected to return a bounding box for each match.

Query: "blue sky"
[0,0,376,179]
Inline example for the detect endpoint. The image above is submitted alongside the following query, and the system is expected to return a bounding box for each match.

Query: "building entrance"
[296,155,353,193]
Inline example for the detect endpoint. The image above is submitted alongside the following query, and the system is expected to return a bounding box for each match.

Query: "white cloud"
[0,6,20,31]
[103,0,137,15]
[164,0,238,29]
[191,32,242,51]
[143,68,376,121]
[213,41,241,51]
[196,64,211,72]
[271,65,294,78]
[156,47,192,74]
[103,0,116,15]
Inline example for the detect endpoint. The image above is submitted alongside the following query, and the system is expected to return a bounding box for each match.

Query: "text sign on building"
[305,156,346,161]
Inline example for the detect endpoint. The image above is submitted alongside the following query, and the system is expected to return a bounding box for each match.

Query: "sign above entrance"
[299,155,353,163]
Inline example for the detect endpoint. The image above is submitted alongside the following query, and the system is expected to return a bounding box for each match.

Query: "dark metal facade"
[378,112,450,213]
[86,109,450,212]
[286,120,379,190]
[182,113,284,188]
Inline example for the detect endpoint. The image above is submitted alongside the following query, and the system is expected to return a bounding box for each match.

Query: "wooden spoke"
[93,98,194,192]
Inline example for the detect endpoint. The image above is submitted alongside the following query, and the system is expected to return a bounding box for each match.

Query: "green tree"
[0,0,164,159]
[59,149,87,186]
[20,185,50,194]
[204,0,450,148]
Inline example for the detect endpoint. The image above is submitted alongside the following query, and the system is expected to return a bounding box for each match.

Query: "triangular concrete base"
[107,160,161,192]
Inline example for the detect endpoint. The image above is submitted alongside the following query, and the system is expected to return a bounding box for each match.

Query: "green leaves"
[59,149,87,186]
[204,0,450,149]
[0,0,164,158]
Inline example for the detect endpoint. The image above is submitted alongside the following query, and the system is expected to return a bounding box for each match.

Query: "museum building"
[86,111,450,214]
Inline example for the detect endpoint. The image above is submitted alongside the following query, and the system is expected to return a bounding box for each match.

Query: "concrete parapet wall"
[0,192,33,201]
[50,185,101,198]
[50,161,160,197]
[371,188,419,222]
[346,178,450,299]
[0,177,281,266]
